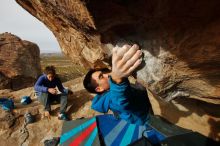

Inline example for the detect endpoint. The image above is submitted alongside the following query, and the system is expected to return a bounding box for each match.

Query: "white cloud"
[0,1,61,53]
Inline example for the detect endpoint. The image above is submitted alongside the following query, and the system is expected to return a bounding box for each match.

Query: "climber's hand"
[111,44,142,84]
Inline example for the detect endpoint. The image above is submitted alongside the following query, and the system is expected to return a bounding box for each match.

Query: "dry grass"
[40,54,86,82]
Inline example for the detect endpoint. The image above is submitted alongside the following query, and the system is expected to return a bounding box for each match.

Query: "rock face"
[0,32,41,90]
[16,0,220,140]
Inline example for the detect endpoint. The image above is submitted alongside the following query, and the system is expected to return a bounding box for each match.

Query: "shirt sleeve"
[109,77,131,111]
[34,75,48,93]
[56,78,65,93]
[92,93,110,113]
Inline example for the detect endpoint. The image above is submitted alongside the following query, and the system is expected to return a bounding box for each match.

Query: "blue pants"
[36,92,68,113]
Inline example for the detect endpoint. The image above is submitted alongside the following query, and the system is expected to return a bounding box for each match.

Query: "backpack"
[0,98,15,111]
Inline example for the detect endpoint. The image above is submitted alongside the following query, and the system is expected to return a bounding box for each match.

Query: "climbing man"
[34,66,69,121]
[83,44,152,125]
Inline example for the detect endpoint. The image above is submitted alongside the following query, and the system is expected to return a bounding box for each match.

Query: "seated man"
[34,66,69,120]
[83,44,151,125]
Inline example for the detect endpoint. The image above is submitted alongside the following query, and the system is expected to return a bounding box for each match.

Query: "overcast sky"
[0,1,61,53]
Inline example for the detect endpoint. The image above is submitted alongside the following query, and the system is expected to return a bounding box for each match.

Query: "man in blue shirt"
[83,44,151,125]
[34,66,69,120]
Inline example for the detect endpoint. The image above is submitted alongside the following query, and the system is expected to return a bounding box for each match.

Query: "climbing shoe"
[24,113,35,124]
[44,137,60,146]
[58,113,69,121]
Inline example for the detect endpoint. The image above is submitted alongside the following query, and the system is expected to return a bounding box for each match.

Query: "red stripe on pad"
[69,122,97,146]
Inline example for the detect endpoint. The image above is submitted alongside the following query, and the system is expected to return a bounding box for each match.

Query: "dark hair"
[44,66,56,75]
[83,68,110,94]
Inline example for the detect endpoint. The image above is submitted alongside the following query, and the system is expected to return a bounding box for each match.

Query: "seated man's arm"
[56,78,65,93]
[34,75,48,93]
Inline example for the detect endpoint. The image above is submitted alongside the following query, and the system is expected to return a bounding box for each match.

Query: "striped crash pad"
[59,114,167,146]
[60,114,219,146]
[59,117,100,146]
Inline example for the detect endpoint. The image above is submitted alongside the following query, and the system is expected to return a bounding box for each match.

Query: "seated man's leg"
[36,92,51,112]
[55,93,68,120]
[55,93,68,114]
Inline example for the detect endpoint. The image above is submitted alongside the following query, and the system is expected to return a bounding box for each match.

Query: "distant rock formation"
[16,0,220,141]
[0,32,41,90]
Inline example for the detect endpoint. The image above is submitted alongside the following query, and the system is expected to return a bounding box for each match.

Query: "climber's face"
[91,71,110,93]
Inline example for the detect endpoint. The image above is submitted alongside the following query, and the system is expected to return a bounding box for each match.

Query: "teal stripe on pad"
[85,128,98,146]
[60,118,96,144]
[120,124,136,146]
[105,120,127,146]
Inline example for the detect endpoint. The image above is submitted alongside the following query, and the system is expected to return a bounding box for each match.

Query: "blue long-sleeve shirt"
[92,77,151,125]
[34,74,65,94]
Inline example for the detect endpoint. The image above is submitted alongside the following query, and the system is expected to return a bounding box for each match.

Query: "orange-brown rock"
[0,32,41,90]
[16,0,220,141]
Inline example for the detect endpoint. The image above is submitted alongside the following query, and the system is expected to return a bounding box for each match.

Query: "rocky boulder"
[0,32,41,90]
[16,0,220,141]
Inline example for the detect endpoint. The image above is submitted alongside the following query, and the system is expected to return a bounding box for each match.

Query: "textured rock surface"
[16,0,220,140]
[0,32,41,90]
